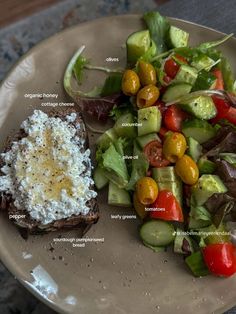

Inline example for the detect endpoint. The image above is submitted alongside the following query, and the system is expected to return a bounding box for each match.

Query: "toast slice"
[0,109,99,238]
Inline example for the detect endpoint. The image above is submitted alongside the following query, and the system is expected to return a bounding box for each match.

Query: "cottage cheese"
[0,110,97,225]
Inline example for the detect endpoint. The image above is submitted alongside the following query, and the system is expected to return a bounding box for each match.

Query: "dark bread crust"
[0,108,99,238]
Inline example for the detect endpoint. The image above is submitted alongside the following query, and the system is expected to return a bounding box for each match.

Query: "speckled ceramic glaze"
[0,15,236,314]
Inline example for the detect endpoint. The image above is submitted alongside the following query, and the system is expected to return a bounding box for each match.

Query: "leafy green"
[109,103,134,121]
[100,74,122,96]
[73,55,89,84]
[138,40,157,63]
[126,142,149,191]
[185,251,210,277]
[219,56,236,92]
[190,205,212,221]
[114,137,129,156]
[219,153,236,165]
[96,146,104,164]
[174,228,195,255]
[204,48,222,61]
[101,144,129,188]
[192,70,216,91]
[143,11,170,54]
[197,33,234,51]
[189,205,212,229]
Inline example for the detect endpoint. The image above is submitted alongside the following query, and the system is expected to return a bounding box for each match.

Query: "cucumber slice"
[152,166,180,183]
[126,30,151,64]
[197,158,216,175]
[114,113,137,138]
[162,83,192,103]
[152,167,183,206]
[143,241,166,252]
[191,174,227,206]
[192,70,217,91]
[168,26,189,48]
[136,133,160,149]
[140,220,175,247]
[191,55,215,72]
[174,228,194,254]
[179,96,217,120]
[108,181,131,207]
[174,64,198,85]
[138,106,161,136]
[182,119,216,144]
[96,128,117,150]
[186,137,202,162]
[93,166,109,190]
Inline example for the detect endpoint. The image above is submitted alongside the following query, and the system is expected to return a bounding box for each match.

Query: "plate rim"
[0,13,235,314]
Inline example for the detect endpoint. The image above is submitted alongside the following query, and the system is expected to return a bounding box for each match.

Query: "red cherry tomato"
[164,59,179,79]
[150,190,184,222]
[175,54,188,64]
[164,55,188,79]
[158,127,168,140]
[202,243,236,277]
[144,140,170,168]
[226,107,236,125]
[212,69,224,90]
[210,96,236,124]
[164,104,189,132]
[211,96,230,124]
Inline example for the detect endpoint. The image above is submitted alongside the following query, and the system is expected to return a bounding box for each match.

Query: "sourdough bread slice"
[0,109,99,238]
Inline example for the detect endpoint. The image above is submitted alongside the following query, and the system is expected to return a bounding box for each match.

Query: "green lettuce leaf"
[73,55,89,84]
[109,103,134,121]
[197,33,233,51]
[219,56,236,92]
[101,144,129,188]
[100,73,122,96]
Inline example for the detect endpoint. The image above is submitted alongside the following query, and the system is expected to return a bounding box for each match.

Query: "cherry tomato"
[164,104,189,132]
[150,190,184,222]
[211,96,236,125]
[144,140,170,168]
[164,59,179,79]
[202,243,236,277]
[211,96,230,124]
[159,127,168,140]
[212,69,224,90]
[226,107,236,125]
[164,55,188,79]
[175,54,188,64]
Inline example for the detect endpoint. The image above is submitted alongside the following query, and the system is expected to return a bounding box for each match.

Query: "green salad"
[64,11,236,278]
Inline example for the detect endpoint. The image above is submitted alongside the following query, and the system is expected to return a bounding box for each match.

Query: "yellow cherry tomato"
[163,132,187,163]
[122,69,140,96]
[175,155,199,185]
[138,60,157,86]
[133,192,148,219]
[136,177,158,205]
[136,85,160,108]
